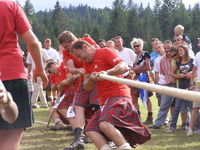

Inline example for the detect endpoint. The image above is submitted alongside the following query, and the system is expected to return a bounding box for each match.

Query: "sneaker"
[164,117,170,127]
[166,127,176,134]
[187,129,193,136]
[32,104,40,108]
[177,124,186,131]
[149,125,161,129]
[143,118,153,125]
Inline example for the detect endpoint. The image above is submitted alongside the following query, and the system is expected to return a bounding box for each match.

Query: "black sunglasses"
[133,45,140,48]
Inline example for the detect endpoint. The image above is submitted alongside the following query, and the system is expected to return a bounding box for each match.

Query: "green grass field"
[20,95,200,150]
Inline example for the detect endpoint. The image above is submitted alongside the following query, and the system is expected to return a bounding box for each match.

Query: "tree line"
[18,0,200,53]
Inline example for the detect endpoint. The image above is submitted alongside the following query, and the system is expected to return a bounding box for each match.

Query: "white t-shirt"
[26,49,50,70]
[118,47,136,66]
[189,49,195,59]
[193,52,200,82]
[153,56,166,85]
[117,47,136,76]
[44,47,60,62]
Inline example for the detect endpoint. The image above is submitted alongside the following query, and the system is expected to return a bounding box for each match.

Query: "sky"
[17,0,200,12]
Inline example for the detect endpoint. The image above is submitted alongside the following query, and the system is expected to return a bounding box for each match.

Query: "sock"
[137,111,141,115]
[100,144,112,150]
[54,118,62,125]
[117,143,132,150]
[148,112,153,116]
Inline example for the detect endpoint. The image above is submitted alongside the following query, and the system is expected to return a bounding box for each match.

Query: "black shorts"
[0,79,33,129]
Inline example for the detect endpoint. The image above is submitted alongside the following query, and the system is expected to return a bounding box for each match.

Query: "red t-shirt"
[0,0,31,81]
[85,48,131,106]
[81,37,99,48]
[50,62,68,85]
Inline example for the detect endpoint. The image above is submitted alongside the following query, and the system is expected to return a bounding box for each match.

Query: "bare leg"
[67,106,85,129]
[0,128,23,150]
[132,96,139,111]
[147,98,152,112]
[189,108,199,130]
[85,131,109,150]
[181,112,187,124]
[99,121,126,147]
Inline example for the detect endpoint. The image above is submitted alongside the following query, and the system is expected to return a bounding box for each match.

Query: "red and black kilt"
[85,96,151,147]
[58,86,74,109]
[73,82,99,119]
[74,82,99,107]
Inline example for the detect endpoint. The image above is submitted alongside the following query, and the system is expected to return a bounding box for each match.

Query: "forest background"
[18,0,200,53]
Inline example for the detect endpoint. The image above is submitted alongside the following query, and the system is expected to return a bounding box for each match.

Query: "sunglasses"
[174,39,183,42]
[133,45,140,48]
[171,54,177,57]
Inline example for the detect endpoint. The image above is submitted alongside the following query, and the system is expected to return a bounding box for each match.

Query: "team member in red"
[58,30,100,150]
[46,61,80,130]
[0,1,48,150]
[71,40,151,150]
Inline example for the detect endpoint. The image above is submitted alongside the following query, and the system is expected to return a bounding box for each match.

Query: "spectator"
[129,38,153,124]
[167,45,193,133]
[26,47,50,108]
[150,44,176,129]
[188,39,200,136]
[97,39,106,48]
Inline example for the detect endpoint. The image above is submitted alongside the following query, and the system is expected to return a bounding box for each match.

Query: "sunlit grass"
[20,94,200,150]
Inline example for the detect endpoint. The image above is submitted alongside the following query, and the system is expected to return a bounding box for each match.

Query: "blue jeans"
[170,98,193,128]
[154,94,174,127]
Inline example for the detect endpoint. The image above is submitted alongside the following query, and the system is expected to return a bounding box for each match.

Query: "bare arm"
[84,74,96,91]
[190,66,197,86]
[106,61,129,75]
[21,30,48,88]
[66,59,85,75]
[130,58,151,74]
[84,61,129,91]
[0,85,18,124]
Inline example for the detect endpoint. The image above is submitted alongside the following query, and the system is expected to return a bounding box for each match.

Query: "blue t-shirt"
[150,51,160,67]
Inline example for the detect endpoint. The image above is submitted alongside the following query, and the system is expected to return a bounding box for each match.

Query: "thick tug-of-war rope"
[99,74,200,103]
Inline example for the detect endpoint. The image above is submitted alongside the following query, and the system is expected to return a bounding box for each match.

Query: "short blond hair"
[174,24,184,35]
[130,38,144,49]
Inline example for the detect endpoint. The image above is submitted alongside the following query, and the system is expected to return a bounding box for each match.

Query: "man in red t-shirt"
[0,1,48,150]
[71,40,151,150]
[46,61,80,130]
[58,31,100,150]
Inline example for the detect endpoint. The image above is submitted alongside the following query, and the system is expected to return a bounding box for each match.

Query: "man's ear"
[82,43,87,49]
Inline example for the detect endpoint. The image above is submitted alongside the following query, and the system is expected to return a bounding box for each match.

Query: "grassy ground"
[20,95,200,150]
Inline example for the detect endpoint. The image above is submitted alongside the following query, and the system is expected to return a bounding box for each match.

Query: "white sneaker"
[187,129,193,136]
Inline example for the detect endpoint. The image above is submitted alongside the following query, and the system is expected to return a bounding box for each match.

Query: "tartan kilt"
[74,82,99,107]
[85,96,151,147]
[58,86,74,109]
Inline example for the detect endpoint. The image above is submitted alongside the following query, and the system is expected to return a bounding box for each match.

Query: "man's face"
[114,38,123,49]
[44,41,51,49]
[174,35,184,46]
[155,44,164,55]
[61,42,73,51]
[98,41,106,48]
[48,64,58,74]
[73,45,92,63]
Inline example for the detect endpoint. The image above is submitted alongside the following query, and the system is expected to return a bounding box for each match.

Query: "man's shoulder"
[123,47,135,54]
